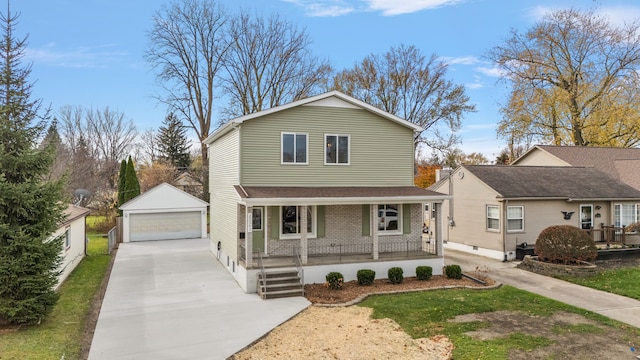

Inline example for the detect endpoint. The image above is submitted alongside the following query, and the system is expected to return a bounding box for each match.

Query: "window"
[580,205,593,230]
[64,228,71,249]
[281,132,307,164]
[325,134,349,164]
[487,206,499,231]
[507,206,524,232]
[615,204,638,228]
[378,204,400,233]
[281,206,315,237]
[252,208,263,231]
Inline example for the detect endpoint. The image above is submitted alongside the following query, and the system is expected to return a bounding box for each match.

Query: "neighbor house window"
[378,204,401,233]
[615,203,638,228]
[487,205,499,231]
[281,132,307,164]
[281,206,315,237]
[325,134,349,164]
[507,206,524,232]
[64,228,71,249]
[580,205,593,230]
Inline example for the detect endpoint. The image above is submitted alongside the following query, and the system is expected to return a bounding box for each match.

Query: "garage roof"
[120,183,208,211]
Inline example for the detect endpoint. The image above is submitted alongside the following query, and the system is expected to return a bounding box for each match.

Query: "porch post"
[300,205,308,264]
[246,206,253,268]
[435,203,443,257]
[372,203,379,260]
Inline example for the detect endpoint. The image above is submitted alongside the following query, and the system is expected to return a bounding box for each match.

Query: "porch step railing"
[256,267,304,300]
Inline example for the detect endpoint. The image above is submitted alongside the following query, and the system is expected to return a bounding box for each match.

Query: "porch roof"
[234,185,449,206]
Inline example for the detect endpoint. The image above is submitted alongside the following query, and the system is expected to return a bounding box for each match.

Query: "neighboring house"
[119,182,208,242]
[52,205,91,288]
[512,145,640,190]
[172,171,203,198]
[430,165,640,261]
[204,90,449,294]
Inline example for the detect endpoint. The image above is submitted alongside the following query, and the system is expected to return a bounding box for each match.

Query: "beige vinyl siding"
[515,151,569,166]
[240,106,415,186]
[209,128,241,261]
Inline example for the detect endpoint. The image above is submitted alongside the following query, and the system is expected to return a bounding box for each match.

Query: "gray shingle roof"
[464,165,640,200]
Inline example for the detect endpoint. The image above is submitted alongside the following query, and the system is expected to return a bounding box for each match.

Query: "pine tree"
[125,156,140,201]
[157,113,191,170]
[0,7,66,325]
[117,159,127,215]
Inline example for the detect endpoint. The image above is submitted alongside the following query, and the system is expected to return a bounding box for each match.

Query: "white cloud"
[25,43,128,69]
[442,55,479,65]
[465,82,484,89]
[282,0,355,17]
[365,0,462,16]
[475,66,504,78]
[528,5,640,27]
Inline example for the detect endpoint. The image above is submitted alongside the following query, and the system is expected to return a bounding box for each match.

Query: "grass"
[0,234,111,359]
[359,285,633,359]
[558,267,640,300]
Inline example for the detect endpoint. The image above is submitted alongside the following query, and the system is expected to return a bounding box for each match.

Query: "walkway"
[445,249,640,328]
[88,238,310,360]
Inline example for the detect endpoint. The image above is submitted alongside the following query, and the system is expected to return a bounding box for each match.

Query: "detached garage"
[120,182,208,242]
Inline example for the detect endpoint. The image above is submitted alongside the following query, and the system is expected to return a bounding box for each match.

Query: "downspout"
[84,216,88,256]
[503,199,508,262]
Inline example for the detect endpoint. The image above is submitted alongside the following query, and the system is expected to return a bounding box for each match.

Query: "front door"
[580,205,593,230]
[252,207,265,253]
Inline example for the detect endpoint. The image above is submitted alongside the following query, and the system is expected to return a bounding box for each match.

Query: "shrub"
[357,269,375,286]
[625,222,640,233]
[388,267,403,284]
[535,225,597,264]
[444,264,462,279]
[416,266,433,281]
[325,272,344,290]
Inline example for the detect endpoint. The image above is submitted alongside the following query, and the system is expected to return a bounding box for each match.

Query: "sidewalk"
[445,249,640,328]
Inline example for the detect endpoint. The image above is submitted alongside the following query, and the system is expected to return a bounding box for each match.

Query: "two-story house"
[205,91,449,295]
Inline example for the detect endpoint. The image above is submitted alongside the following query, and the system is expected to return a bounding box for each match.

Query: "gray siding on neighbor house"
[209,128,241,261]
[239,106,415,187]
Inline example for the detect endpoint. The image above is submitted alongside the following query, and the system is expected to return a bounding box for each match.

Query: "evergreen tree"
[0,7,66,325]
[157,113,191,170]
[125,156,140,200]
[117,159,126,215]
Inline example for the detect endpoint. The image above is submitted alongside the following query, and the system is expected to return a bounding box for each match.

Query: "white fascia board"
[240,195,451,207]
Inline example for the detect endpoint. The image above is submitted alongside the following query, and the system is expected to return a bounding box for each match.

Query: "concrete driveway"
[89,238,310,360]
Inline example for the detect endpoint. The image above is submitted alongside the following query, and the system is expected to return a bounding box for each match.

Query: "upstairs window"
[325,134,349,164]
[282,132,307,164]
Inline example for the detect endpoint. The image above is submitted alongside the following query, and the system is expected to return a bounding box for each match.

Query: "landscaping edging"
[517,255,598,277]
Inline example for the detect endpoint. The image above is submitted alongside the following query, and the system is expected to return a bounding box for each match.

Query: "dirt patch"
[450,311,634,359]
[231,306,454,360]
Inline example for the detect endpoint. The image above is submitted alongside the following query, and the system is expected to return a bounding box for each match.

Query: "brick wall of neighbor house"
[265,204,424,257]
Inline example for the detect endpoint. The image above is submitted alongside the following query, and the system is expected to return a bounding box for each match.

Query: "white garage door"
[130,211,201,241]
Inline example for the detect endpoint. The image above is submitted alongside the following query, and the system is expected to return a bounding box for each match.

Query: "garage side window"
[487,205,499,231]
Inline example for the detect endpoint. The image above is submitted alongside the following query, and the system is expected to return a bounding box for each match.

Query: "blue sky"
[12,0,640,160]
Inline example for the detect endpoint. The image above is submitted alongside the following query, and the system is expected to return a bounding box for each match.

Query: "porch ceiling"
[234,185,449,206]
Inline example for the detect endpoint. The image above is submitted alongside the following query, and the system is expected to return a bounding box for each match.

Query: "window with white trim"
[325,134,349,164]
[281,132,307,164]
[507,206,524,232]
[615,203,639,228]
[487,205,499,231]
[281,206,315,238]
[378,204,401,233]
[64,228,71,249]
[580,205,593,230]
[252,208,263,231]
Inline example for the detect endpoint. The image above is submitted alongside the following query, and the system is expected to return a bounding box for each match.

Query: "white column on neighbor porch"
[435,203,443,257]
[246,206,253,268]
[372,203,379,260]
[300,205,308,264]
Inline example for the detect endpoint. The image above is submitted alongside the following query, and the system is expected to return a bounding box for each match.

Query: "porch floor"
[244,250,440,269]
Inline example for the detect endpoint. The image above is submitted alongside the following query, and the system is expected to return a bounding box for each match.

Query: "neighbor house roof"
[204,90,422,144]
[61,205,90,227]
[234,186,449,206]
[464,165,640,201]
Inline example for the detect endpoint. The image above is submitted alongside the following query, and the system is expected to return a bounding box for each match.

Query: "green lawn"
[558,266,640,300]
[0,234,111,360]
[359,285,637,359]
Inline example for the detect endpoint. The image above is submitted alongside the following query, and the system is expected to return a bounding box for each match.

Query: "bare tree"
[145,0,228,164]
[222,12,332,118]
[487,8,640,147]
[333,44,475,153]
[136,128,159,165]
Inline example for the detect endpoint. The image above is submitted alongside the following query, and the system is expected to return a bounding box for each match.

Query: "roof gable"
[464,165,640,200]
[119,182,208,211]
[204,90,421,144]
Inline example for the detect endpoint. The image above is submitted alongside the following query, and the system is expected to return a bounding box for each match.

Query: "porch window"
[507,206,524,232]
[252,208,263,231]
[281,206,315,237]
[487,205,499,231]
[281,132,307,164]
[614,203,638,228]
[378,204,401,233]
[325,134,349,164]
